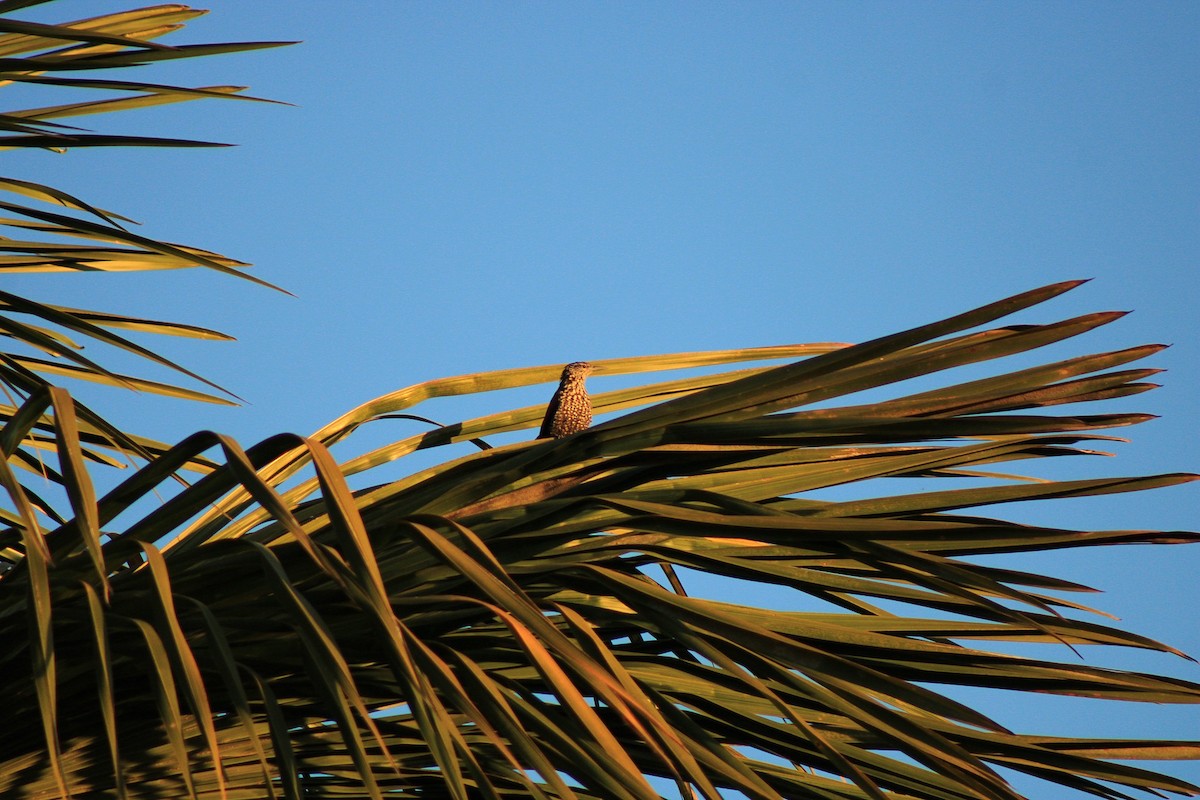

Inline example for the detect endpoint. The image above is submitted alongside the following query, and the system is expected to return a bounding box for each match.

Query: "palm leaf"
[0,2,290,479]
[1,282,1196,800]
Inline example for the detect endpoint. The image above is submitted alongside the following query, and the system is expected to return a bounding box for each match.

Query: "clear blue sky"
[8,2,1199,796]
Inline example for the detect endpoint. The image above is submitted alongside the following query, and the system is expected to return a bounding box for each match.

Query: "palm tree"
[0,4,1196,799]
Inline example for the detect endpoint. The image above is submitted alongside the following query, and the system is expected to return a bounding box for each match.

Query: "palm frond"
[0,2,291,476]
[1,283,1196,800]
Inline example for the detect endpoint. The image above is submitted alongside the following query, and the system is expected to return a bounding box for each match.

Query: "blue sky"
[8,2,1199,795]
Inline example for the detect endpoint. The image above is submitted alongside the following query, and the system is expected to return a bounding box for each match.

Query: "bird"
[537,361,594,439]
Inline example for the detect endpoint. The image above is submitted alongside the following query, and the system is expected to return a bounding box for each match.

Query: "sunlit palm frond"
[0,3,290,476]
[1,282,1196,800]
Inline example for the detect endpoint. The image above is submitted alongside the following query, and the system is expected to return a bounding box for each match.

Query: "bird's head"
[562,361,594,381]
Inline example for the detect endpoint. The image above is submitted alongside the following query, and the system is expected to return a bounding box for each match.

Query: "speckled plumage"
[537,361,594,439]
